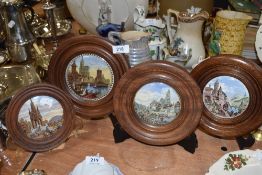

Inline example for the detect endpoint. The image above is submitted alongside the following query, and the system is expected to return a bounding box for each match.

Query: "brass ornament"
[252,129,262,141]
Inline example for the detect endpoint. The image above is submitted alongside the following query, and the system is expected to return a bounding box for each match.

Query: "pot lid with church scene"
[113,60,203,145]
[191,54,262,138]
[48,35,129,119]
[5,83,74,152]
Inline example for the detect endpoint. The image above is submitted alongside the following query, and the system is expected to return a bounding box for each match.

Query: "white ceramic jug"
[166,8,209,69]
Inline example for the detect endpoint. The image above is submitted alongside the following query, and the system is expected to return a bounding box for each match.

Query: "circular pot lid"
[48,35,129,119]
[191,54,262,138]
[5,83,74,152]
[113,60,203,145]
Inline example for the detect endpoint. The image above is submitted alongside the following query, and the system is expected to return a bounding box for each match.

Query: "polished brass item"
[0,49,9,65]
[0,65,41,103]
[0,157,3,170]
[19,169,47,175]
[43,0,57,43]
[252,128,262,141]
[0,0,36,63]
[0,25,5,43]
[33,19,72,38]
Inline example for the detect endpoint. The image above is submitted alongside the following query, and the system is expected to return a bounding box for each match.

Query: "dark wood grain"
[5,83,74,152]
[48,35,129,119]
[191,54,262,138]
[113,60,203,145]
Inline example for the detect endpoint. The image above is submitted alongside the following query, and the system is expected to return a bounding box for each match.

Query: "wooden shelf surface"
[17,117,262,175]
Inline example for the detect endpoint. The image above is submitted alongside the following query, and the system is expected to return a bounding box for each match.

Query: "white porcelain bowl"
[66,0,148,34]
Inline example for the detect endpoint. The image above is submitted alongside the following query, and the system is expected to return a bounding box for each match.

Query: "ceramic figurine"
[165,7,209,69]
[95,0,124,37]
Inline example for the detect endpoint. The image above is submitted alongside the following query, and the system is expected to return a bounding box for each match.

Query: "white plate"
[206,149,262,175]
[66,0,148,34]
[255,25,262,63]
[70,156,123,175]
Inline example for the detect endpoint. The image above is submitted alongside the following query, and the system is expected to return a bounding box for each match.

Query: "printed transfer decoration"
[134,82,181,126]
[113,60,203,145]
[134,5,167,60]
[65,54,114,102]
[191,55,262,138]
[66,0,149,34]
[18,96,64,140]
[5,83,74,152]
[47,35,129,119]
[166,7,209,69]
[203,76,249,119]
[206,149,262,175]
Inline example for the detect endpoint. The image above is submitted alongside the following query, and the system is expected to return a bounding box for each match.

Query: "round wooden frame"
[48,35,129,119]
[5,83,74,152]
[113,61,203,145]
[191,55,262,138]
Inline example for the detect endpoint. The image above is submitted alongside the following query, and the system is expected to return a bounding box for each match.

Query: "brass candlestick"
[42,0,57,48]
[19,169,47,175]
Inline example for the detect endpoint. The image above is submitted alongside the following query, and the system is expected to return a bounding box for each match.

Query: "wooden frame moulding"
[5,83,74,152]
[113,60,203,145]
[191,54,262,138]
[48,35,129,119]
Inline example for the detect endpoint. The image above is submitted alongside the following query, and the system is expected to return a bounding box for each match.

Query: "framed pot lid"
[48,35,129,119]
[191,54,262,138]
[5,83,74,152]
[113,60,203,145]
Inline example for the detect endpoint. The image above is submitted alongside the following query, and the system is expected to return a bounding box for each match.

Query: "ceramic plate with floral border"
[206,149,262,175]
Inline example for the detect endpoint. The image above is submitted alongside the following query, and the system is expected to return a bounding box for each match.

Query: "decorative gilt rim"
[191,54,262,138]
[64,53,115,102]
[113,60,202,145]
[48,35,129,119]
[5,83,74,152]
[178,11,209,23]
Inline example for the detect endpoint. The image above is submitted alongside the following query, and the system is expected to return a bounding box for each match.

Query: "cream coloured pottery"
[66,0,148,34]
[255,25,262,63]
[166,9,209,69]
